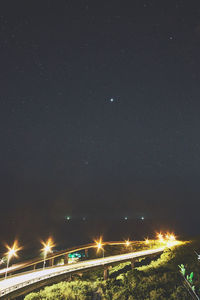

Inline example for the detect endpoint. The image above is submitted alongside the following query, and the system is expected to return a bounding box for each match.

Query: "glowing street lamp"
[95,238,104,259]
[165,233,170,240]
[5,241,21,279]
[145,238,150,245]
[166,233,176,247]
[157,233,164,243]
[169,234,176,241]
[125,240,130,247]
[41,237,55,269]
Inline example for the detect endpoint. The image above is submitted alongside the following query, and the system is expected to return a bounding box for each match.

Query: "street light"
[169,234,176,241]
[157,233,164,243]
[5,241,21,279]
[41,237,55,269]
[166,233,176,247]
[95,238,104,259]
[125,240,130,247]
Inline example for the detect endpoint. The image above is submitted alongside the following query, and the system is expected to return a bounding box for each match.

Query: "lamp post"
[102,247,104,258]
[41,238,55,269]
[125,240,130,247]
[96,238,104,259]
[5,241,21,279]
[157,233,164,243]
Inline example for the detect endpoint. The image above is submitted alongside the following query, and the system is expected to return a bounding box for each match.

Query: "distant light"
[97,242,102,249]
[166,233,176,242]
[169,234,176,241]
[5,241,21,260]
[41,237,55,256]
[65,216,71,221]
[69,252,82,258]
[82,217,86,221]
[125,240,130,247]
[95,237,103,251]
[5,241,22,279]
[165,233,170,240]
[110,98,114,102]
[141,216,144,220]
[41,237,55,269]
[124,217,128,220]
[157,233,164,242]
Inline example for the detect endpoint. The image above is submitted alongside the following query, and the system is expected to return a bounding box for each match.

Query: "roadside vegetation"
[25,240,200,299]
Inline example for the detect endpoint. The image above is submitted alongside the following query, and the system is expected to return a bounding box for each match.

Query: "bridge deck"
[0,247,164,298]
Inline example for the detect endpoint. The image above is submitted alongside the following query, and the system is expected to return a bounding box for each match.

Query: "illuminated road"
[0,247,165,298]
[0,241,137,277]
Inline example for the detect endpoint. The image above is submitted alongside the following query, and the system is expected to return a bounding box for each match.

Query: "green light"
[68,252,83,258]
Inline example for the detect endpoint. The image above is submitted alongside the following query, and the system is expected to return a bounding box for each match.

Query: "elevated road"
[0,240,143,277]
[0,246,165,298]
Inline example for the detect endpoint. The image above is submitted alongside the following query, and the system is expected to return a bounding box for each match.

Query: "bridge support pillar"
[33,264,36,270]
[104,266,109,280]
[131,259,135,269]
[85,248,88,258]
[49,258,54,266]
[64,254,68,264]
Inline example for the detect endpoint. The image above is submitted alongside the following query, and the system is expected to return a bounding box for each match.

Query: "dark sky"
[1,1,200,247]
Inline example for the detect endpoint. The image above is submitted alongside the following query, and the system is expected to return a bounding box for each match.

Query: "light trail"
[0,240,139,276]
[0,246,165,297]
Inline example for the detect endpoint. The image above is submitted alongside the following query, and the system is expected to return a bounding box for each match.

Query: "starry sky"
[1,1,200,247]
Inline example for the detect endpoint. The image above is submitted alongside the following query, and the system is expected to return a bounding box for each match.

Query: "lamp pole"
[41,238,54,270]
[5,241,21,279]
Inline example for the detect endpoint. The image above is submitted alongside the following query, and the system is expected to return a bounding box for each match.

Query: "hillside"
[24,240,200,299]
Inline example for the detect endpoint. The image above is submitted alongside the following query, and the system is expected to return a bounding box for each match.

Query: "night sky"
[1,1,200,249]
